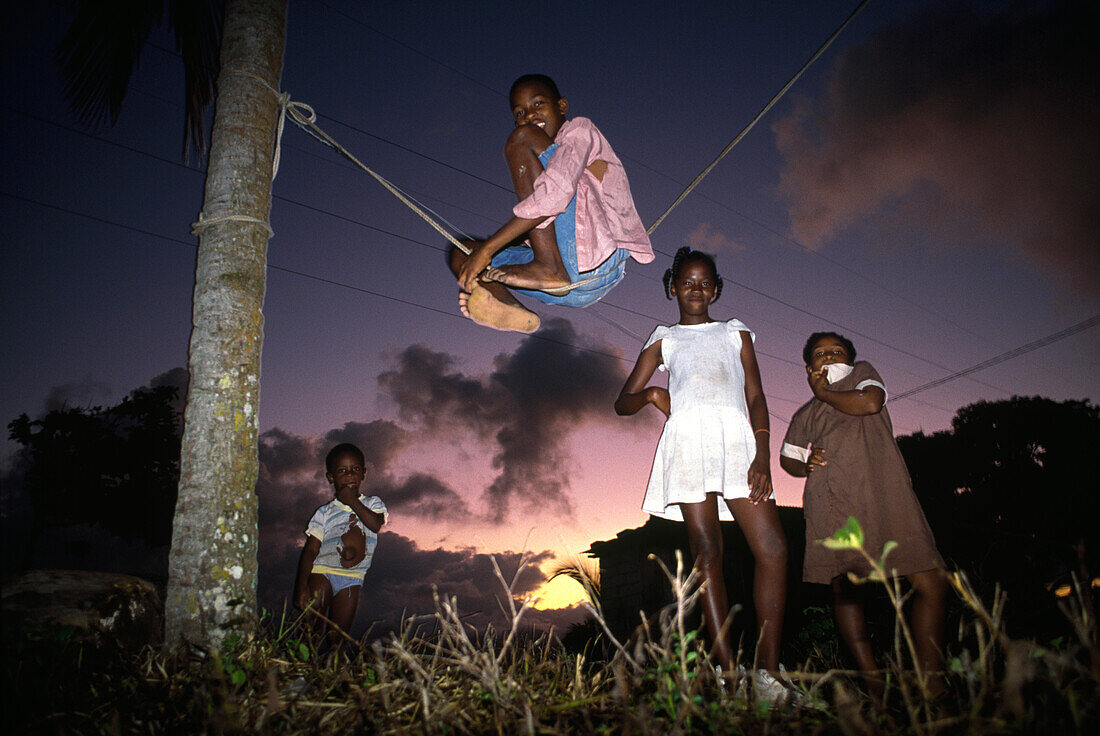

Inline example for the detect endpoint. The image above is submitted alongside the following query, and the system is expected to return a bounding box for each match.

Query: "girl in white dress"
[616,247,790,693]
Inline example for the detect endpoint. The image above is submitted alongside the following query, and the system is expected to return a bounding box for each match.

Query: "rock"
[2,570,164,650]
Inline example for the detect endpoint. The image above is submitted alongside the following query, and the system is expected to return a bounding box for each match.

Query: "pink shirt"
[513,117,654,272]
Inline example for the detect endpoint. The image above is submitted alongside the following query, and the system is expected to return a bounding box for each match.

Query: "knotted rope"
[243,69,474,255]
[215,67,616,294]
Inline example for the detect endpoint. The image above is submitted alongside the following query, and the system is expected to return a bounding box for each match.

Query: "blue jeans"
[490,143,629,307]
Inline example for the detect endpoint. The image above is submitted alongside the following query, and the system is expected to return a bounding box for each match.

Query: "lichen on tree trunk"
[165,0,287,650]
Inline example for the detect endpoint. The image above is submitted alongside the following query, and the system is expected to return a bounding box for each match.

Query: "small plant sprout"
[818,516,934,731]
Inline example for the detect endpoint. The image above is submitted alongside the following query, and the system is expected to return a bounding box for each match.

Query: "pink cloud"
[686,222,745,257]
[773,3,1098,290]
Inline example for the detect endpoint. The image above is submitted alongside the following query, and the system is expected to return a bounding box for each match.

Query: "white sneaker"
[753,668,790,705]
[715,664,748,698]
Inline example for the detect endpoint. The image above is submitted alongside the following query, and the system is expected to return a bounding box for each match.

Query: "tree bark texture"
[165,0,286,650]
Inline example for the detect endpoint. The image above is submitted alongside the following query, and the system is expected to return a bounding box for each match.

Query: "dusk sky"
[2,0,1096,636]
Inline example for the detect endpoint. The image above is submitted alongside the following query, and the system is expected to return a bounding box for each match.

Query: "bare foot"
[459,286,540,333]
[482,262,572,293]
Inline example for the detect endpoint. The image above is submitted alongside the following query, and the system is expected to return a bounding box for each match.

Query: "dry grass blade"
[5,542,1098,734]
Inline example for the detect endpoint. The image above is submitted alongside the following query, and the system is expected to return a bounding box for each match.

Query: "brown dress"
[782,362,943,584]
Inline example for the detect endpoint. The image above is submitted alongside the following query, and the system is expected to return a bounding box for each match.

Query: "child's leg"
[906,568,947,694]
[304,572,334,640]
[726,498,788,672]
[680,495,735,671]
[832,575,883,696]
[328,584,362,647]
[481,124,571,291]
[305,572,333,612]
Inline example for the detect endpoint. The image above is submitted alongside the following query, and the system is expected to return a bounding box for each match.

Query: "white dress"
[641,319,763,521]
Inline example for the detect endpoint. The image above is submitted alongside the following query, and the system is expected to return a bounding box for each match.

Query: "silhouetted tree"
[899,396,1098,631]
[8,385,183,568]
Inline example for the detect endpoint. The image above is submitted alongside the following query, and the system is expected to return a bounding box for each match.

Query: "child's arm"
[615,341,670,417]
[336,487,385,533]
[293,535,321,610]
[807,366,885,415]
[780,446,827,477]
[458,214,549,293]
[740,333,773,503]
[461,121,602,291]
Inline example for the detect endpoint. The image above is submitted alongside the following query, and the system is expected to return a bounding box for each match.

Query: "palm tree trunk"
[165,0,286,650]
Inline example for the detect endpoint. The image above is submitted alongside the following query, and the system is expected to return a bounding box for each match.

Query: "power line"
[0,104,456,254]
[278,6,1019,393]
[6,101,1019,404]
[0,189,629,367]
[2,189,811,423]
[138,26,1048,378]
[891,316,1100,401]
[291,1,996,347]
[309,0,507,100]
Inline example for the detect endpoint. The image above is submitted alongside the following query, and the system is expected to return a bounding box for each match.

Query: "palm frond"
[56,0,224,157]
[547,559,601,605]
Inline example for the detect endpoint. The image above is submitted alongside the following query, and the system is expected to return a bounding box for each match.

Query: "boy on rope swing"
[452,74,654,333]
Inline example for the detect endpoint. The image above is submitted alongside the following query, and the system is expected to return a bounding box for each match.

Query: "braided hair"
[662,246,723,303]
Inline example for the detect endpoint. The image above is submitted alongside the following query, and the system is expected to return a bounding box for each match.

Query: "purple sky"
[2,0,1096,636]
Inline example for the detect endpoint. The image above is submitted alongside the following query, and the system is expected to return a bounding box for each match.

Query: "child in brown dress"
[780,332,945,696]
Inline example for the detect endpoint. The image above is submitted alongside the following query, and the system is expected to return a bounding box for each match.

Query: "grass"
[4,547,1098,735]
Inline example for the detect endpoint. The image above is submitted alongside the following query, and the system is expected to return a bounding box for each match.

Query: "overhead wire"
[889,316,1100,402]
[3,184,814,421]
[268,4,1022,396]
[24,12,1086,420]
[0,100,1015,417]
[11,131,1081,433]
[292,1,1019,361]
[0,189,629,367]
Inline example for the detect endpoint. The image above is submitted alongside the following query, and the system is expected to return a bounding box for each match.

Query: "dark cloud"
[368,472,468,521]
[258,420,465,525]
[378,319,627,523]
[42,376,113,412]
[256,430,332,594]
[147,367,189,416]
[6,371,590,639]
[333,531,582,635]
[323,420,408,474]
[377,345,501,438]
[773,2,1099,290]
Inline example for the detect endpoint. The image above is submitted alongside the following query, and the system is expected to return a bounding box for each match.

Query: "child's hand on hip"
[647,387,671,417]
[806,446,827,473]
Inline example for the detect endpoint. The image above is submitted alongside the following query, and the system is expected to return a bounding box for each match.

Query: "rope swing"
[201,0,870,285]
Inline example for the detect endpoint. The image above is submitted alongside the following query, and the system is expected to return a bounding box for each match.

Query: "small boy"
[452,73,654,333]
[293,442,387,646]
